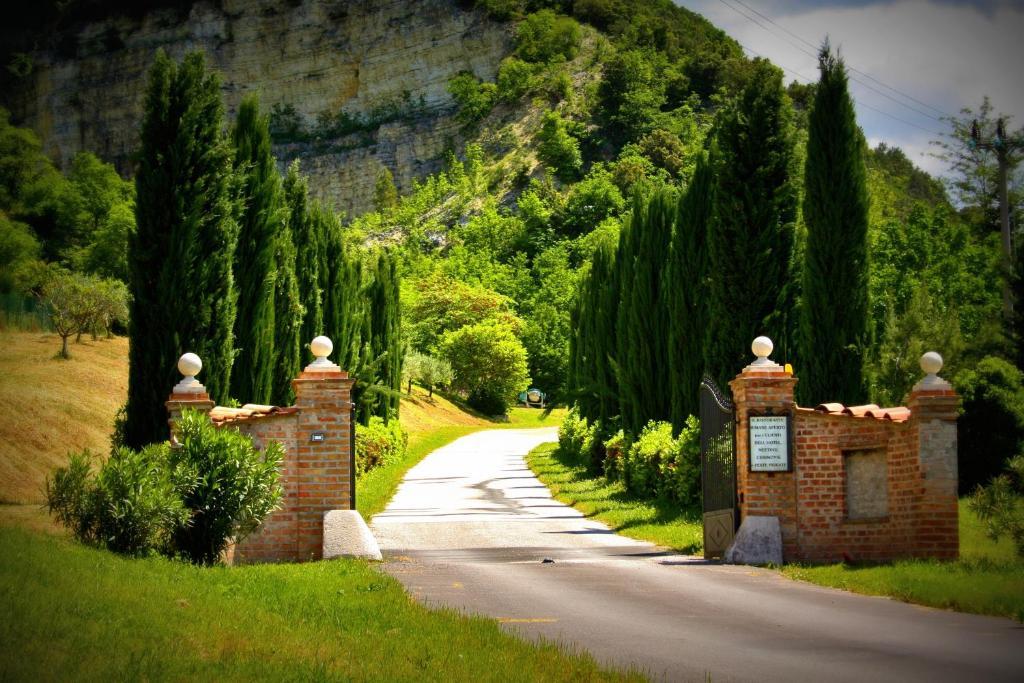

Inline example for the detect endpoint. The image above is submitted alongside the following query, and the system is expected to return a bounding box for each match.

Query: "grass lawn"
[526,444,1024,622]
[0,525,637,681]
[782,502,1024,622]
[526,443,703,554]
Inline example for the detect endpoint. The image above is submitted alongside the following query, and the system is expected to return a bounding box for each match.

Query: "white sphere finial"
[752,336,774,361]
[173,353,204,394]
[920,351,943,376]
[178,352,202,378]
[308,335,336,369]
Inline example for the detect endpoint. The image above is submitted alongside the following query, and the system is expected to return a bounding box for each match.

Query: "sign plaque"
[310,431,326,443]
[749,415,790,472]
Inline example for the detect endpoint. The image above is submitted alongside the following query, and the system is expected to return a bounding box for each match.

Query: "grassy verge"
[0,526,637,681]
[782,502,1024,621]
[526,443,703,553]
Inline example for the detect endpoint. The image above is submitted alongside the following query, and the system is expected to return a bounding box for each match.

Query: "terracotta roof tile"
[209,404,299,426]
[815,403,845,414]
[809,402,910,423]
[843,404,879,417]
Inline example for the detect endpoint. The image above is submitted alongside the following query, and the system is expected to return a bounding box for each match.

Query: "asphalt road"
[371,428,1024,682]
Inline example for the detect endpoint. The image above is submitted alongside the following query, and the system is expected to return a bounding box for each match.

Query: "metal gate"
[700,375,737,559]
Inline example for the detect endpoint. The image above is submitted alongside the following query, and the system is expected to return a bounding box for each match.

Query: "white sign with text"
[749,415,789,472]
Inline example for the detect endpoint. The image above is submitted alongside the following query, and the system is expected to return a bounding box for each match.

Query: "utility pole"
[971,117,1023,318]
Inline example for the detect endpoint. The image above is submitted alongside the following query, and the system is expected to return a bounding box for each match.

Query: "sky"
[676,0,1024,176]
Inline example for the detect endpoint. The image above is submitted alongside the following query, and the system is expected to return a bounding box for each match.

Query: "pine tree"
[284,160,322,348]
[623,186,676,435]
[798,44,870,406]
[704,60,799,389]
[666,151,713,432]
[230,95,283,404]
[126,50,237,449]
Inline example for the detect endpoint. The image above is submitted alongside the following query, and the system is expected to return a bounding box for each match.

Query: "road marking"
[497,617,558,623]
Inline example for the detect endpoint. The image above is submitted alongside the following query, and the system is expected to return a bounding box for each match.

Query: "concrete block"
[323,510,382,561]
[725,516,783,566]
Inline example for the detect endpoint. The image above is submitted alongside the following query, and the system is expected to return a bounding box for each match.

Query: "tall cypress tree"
[318,204,362,372]
[615,200,641,435]
[126,50,237,449]
[704,59,798,389]
[271,222,302,405]
[363,250,402,422]
[798,44,870,406]
[623,187,676,435]
[284,160,323,348]
[666,151,714,432]
[595,240,620,425]
[230,95,282,404]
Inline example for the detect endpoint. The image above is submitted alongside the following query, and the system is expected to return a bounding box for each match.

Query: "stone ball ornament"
[752,336,774,361]
[920,351,943,376]
[177,352,202,378]
[310,335,333,360]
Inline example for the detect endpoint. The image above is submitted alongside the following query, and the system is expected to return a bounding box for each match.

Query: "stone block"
[323,510,382,561]
[725,516,783,566]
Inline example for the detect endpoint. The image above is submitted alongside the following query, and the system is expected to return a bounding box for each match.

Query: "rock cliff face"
[5,0,511,217]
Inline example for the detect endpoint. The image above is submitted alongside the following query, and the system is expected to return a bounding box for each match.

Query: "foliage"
[441,320,531,414]
[283,161,322,349]
[496,57,540,101]
[556,167,625,239]
[126,50,237,449]
[230,94,286,405]
[955,356,1024,495]
[169,410,283,565]
[665,151,712,430]
[270,218,302,406]
[406,273,520,353]
[319,204,363,372]
[358,250,403,423]
[41,269,127,357]
[373,166,399,211]
[537,109,582,180]
[355,416,408,475]
[557,406,599,467]
[404,351,453,396]
[45,446,185,556]
[599,48,667,142]
[971,454,1024,557]
[798,44,870,406]
[704,59,798,388]
[0,213,43,293]
[570,239,619,424]
[448,71,497,125]
[621,420,674,498]
[658,414,701,506]
[514,10,581,63]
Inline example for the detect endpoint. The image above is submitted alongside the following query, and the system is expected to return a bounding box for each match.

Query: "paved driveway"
[371,429,1024,682]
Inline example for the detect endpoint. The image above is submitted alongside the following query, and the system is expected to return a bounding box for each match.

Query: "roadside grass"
[526,443,703,554]
[0,526,639,682]
[783,502,1024,622]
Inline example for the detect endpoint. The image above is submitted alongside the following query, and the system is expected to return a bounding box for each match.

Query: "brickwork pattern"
[730,370,959,563]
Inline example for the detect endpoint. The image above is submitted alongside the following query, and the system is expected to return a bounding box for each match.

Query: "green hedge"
[355,417,408,476]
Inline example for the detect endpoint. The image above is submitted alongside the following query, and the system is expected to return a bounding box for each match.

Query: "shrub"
[537,110,582,181]
[558,406,597,465]
[468,387,508,416]
[356,417,408,475]
[46,447,186,556]
[602,429,626,481]
[955,356,1024,494]
[448,72,497,124]
[497,57,539,102]
[441,321,531,414]
[970,454,1024,557]
[168,410,284,565]
[515,10,582,63]
[622,421,675,498]
[659,415,701,508]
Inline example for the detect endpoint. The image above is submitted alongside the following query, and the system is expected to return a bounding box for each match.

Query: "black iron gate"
[700,375,737,559]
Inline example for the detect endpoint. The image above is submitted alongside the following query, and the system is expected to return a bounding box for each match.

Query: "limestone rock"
[724,516,783,566]
[4,0,512,218]
[323,509,382,561]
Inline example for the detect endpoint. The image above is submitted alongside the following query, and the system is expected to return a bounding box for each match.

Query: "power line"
[714,0,953,123]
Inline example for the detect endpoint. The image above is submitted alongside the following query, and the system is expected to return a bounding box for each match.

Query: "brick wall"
[167,365,355,564]
[730,364,959,563]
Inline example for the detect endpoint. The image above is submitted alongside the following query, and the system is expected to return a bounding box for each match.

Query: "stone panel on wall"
[844,449,888,520]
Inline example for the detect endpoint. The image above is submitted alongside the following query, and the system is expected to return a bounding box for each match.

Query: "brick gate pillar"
[291,336,356,561]
[165,352,215,445]
[907,352,960,560]
[729,337,799,559]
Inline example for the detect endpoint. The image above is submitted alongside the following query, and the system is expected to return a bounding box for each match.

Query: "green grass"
[0,526,637,681]
[526,443,703,553]
[782,502,1024,621]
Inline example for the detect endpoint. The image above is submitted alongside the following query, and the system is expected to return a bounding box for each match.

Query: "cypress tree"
[230,95,283,404]
[704,60,799,389]
[126,50,237,449]
[271,222,302,405]
[666,151,713,432]
[571,255,600,421]
[318,204,362,372]
[595,240,620,425]
[363,250,402,422]
[798,44,870,406]
[623,187,676,435]
[284,160,322,348]
[615,201,640,435]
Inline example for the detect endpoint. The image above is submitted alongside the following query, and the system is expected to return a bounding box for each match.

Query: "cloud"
[677,0,1024,176]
